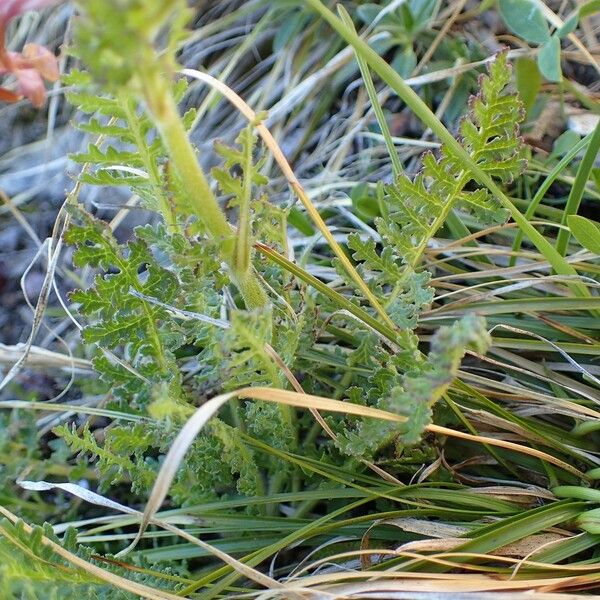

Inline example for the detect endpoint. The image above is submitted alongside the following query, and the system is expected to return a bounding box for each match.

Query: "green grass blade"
[435,296,600,315]
[510,131,594,266]
[455,500,586,558]
[337,6,402,178]
[555,120,600,256]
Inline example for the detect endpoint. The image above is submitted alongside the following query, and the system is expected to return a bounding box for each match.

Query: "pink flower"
[0,0,62,108]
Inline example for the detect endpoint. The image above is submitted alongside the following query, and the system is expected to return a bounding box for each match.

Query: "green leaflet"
[170,419,264,502]
[213,308,299,452]
[377,51,525,268]
[209,420,263,497]
[54,423,156,494]
[67,74,198,223]
[339,233,433,335]
[212,126,285,273]
[346,233,404,285]
[65,209,184,405]
[219,309,282,389]
[213,127,270,198]
[0,518,180,598]
[0,521,103,598]
[338,315,492,456]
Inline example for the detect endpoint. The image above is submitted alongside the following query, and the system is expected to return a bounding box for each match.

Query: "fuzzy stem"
[235,267,269,311]
[139,68,267,308]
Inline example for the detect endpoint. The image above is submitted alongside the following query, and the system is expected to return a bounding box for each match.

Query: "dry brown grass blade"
[0,343,92,372]
[0,215,67,393]
[0,120,118,394]
[414,0,468,75]
[0,187,42,247]
[392,533,567,557]
[290,544,600,582]
[427,423,585,479]
[282,568,600,593]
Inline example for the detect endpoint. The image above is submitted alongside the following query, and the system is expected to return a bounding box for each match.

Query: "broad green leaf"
[580,0,600,18]
[557,121,600,255]
[351,182,380,219]
[567,215,600,254]
[498,0,549,44]
[556,11,579,37]
[273,12,306,52]
[551,130,581,157]
[578,507,600,534]
[538,35,562,82]
[391,44,417,78]
[287,206,315,236]
[515,57,542,116]
[356,3,380,25]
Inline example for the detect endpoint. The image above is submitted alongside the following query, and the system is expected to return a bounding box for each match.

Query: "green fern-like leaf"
[347,233,404,285]
[169,419,265,502]
[65,209,184,405]
[209,419,262,497]
[212,127,269,200]
[54,423,156,493]
[338,315,491,456]
[212,125,286,269]
[0,517,182,598]
[212,308,298,452]
[377,50,525,268]
[67,74,196,221]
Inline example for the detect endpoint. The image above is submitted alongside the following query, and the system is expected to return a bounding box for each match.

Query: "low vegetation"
[1,0,599,598]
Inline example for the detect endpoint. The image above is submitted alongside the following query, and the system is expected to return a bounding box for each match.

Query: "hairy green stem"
[139,68,268,309]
